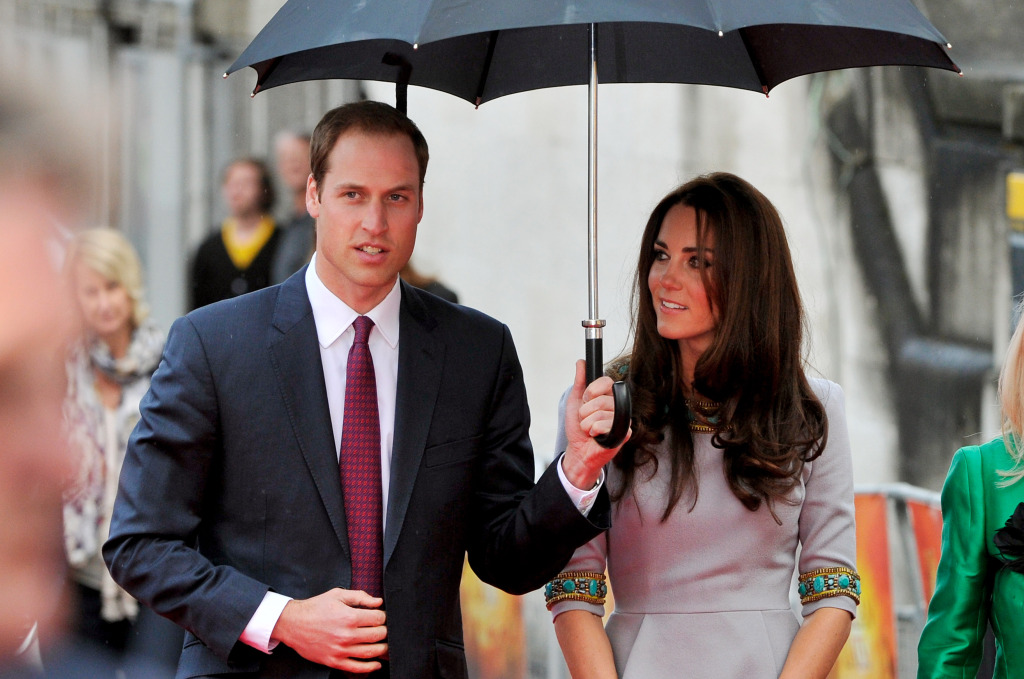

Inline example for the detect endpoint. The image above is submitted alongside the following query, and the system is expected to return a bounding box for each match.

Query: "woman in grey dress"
[547,173,859,678]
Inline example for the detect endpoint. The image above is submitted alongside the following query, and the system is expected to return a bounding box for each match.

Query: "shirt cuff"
[557,453,604,516]
[239,591,292,653]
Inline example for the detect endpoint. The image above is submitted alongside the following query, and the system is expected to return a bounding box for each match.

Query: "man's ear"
[305,174,320,218]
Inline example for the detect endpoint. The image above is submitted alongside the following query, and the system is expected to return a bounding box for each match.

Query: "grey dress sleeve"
[798,379,859,618]
[548,386,610,620]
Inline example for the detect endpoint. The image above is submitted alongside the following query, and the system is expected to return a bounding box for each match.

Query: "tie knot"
[352,316,374,345]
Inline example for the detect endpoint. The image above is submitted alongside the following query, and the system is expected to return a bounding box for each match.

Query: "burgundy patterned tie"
[340,315,383,598]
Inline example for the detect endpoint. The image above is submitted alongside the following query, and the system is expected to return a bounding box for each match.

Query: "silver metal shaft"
[586,22,602,329]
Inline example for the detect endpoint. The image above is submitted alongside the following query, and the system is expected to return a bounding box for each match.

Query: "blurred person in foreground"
[190,158,281,309]
[917,301,1024,679]
[546,173,858,679]
[271,130,317,285]
[61,228,180,675]
[0,77,93,677]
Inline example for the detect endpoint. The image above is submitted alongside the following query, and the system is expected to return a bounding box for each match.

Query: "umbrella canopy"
[227,0,960,102]
[227,0,960,447]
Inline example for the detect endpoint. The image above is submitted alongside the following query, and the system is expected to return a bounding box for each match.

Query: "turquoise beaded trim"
[544,570,608,610]
[798,566,861,605]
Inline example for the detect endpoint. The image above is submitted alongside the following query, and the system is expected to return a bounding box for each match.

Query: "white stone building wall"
[366,78,899,488]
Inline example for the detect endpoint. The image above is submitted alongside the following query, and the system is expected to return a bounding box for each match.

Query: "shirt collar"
[304,253,401,349]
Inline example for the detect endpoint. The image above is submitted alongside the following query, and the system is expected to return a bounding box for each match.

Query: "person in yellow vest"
[190,158,280,310]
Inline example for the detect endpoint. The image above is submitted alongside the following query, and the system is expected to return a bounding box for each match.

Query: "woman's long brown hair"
[610,173,827,521]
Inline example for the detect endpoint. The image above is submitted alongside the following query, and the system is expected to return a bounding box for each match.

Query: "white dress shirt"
[240,256,601,653]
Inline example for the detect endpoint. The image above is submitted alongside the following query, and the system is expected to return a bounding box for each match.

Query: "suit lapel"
[268,270,349,554]
[385,284,444,566]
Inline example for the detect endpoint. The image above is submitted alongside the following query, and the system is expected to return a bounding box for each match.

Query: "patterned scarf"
[63,319,163,622]
[87,319,163,385]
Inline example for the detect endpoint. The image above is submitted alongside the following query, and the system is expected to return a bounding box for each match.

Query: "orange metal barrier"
[830,484,942,679]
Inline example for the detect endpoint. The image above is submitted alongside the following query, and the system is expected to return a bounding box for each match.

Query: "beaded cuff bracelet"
[544,570,608,610]
[798,566,861,605]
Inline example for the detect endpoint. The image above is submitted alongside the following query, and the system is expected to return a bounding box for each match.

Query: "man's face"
[0,178,76,658]
[222,161,265,219]
[275,136,311,194]
[308,130,422,313]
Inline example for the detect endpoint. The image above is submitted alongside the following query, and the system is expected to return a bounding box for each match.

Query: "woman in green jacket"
[917,307,1024,679]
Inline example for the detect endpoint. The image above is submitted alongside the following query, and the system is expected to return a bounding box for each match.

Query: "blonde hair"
[66,228,149,328]
[998,299,1024,484]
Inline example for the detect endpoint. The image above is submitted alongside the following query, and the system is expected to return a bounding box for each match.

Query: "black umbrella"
[227,0,960,447]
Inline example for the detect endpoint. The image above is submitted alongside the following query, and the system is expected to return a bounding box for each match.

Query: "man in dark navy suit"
[105,101,625,678]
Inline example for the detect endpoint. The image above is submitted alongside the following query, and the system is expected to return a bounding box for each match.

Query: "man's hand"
[561,359,631,490]
[271,588,387,672]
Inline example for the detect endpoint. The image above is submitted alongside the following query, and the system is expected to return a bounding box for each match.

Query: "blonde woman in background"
[61,228,164,658]
[917,302,1024,679]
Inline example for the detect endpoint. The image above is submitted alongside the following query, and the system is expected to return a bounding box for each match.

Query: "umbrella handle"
[586,336,631,449]
[596,381,631,449]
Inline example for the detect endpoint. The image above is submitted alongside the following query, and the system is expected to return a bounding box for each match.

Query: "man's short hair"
[309,100,429,197]
[274,129,311,145]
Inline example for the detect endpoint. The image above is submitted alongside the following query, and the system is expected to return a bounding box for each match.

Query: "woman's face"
[73,262,133,342]
[647,204,718,366]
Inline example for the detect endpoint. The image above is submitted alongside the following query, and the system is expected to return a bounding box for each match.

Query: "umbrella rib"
[735,27,770,95]
[703,0,724,34]
[473,30,500,108]
[252,56,282,96]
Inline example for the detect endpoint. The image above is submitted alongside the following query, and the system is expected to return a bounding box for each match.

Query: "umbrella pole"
[583,23,604,385]
[584,23,631,449]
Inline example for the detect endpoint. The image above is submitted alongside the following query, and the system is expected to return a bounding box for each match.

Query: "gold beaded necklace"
[684,396,725,433]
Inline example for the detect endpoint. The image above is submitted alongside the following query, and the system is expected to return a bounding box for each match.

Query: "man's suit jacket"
[104,270,610,679]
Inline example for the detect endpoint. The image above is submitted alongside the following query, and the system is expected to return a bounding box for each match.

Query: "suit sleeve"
[465,325,611,595]
[916,447,992,679]
[103,316,269,663]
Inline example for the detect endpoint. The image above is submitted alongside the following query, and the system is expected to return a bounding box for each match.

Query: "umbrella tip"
[222,72,228,79]
[946,42,952,49]
[762,86,769,98]
[413,43,419,50]
[718,30,724,37]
